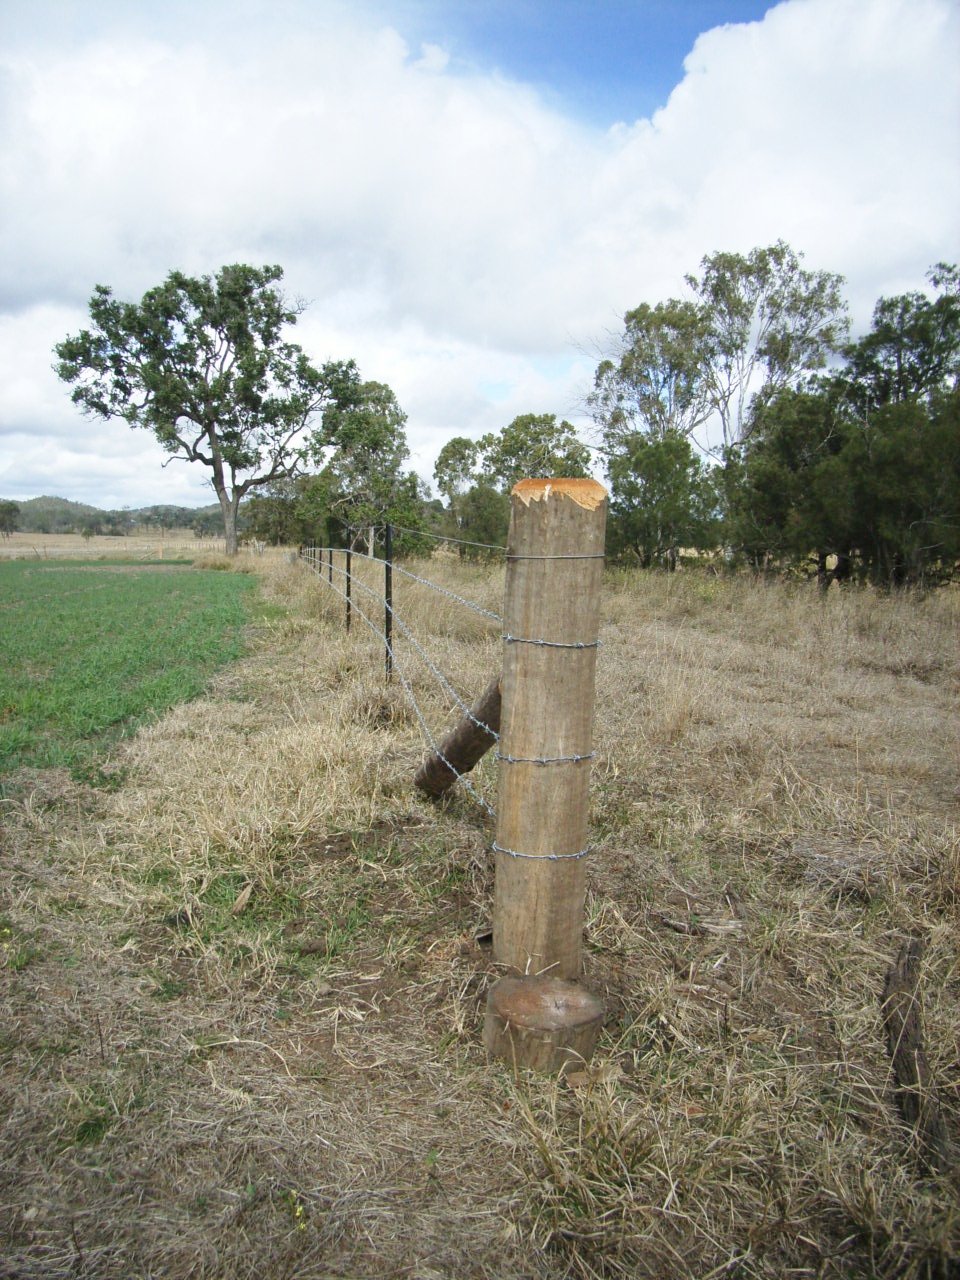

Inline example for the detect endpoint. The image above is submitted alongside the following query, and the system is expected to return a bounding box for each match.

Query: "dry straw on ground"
[1,553,958,1278]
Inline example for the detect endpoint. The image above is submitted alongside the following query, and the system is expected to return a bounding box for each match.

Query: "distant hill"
[4,496,224,535]
[14,496,102,533]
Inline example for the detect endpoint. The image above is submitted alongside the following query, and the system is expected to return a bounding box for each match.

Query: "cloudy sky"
[1,0,957,510]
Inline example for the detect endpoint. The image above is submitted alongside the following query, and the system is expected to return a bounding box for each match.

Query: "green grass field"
[0,560,255,779]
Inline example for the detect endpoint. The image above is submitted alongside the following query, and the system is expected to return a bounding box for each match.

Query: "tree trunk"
[217,488,240,556]
[817,550,830,594]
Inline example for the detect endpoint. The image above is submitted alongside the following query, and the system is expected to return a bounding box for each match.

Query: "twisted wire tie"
[505,553,606,561]
[492,841,592,862]
[502,634,600,649]
[496,751,594,765]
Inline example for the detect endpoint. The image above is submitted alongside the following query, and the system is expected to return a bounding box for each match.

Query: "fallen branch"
[880,937,951,1176]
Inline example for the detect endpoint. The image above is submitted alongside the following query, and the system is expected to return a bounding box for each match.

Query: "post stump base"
[483,976,604,1074]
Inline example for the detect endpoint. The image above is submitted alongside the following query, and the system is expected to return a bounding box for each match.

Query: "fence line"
[300,543,498,819]
[303,548,499,739]
[0,538,229,561]
[299,519,596,822]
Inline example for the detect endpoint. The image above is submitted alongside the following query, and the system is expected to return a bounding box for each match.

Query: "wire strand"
[387,524,507,553]
[301,557,497,819]
[313,557,501,739]
[491,841,592,862]
[389,561,503,625]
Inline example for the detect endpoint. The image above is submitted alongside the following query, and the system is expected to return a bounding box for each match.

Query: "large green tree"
[728,265,960,587]
[725,387,854,579]
[844,392,960,586]
[607,431,719,569]
[477,413,591,492]
[455,483,511,557]
[317,380,424,552]
[0,500,19,537]
[838,263,960,413]
[55,264,361,554]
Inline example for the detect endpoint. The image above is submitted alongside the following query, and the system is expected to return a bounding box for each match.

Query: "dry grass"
[0,529,219,561]
[1,557,957,1278]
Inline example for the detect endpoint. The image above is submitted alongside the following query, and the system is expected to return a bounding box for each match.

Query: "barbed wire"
[300,553,497,820]
[389,561,503,625]
[300,542,602,862]
[491,840,593,862]
[385,524,507,554]
[496,750,595,765]
[307,552,500,739]
[312,545,503,625]
[503,634,600,650]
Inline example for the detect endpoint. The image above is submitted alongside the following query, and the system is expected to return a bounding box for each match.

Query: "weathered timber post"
[485,477,607,1074]
[414,676,501,798]
[881,937,951,1174]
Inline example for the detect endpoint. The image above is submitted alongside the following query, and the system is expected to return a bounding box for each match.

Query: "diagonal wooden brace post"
[414,677,501,799]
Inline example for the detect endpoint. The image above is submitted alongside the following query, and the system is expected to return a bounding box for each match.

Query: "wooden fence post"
[485,478,607,1073]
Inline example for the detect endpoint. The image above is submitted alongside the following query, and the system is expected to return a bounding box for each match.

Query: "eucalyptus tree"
[55,264,361,554]
[686,240,849,447]
[433,436,480,526]
[838,262,960,412]
[589,298,714,451]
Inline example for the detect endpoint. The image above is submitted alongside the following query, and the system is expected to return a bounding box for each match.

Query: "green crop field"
[0,560,255,779]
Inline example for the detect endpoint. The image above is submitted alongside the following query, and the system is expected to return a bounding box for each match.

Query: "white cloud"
[0,0,957,507]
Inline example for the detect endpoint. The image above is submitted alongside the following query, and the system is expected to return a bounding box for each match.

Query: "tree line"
[590,247,958,587]
[52,250,959,585]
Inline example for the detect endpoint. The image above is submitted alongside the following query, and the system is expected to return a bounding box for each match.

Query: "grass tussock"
[1,555,957,1278]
